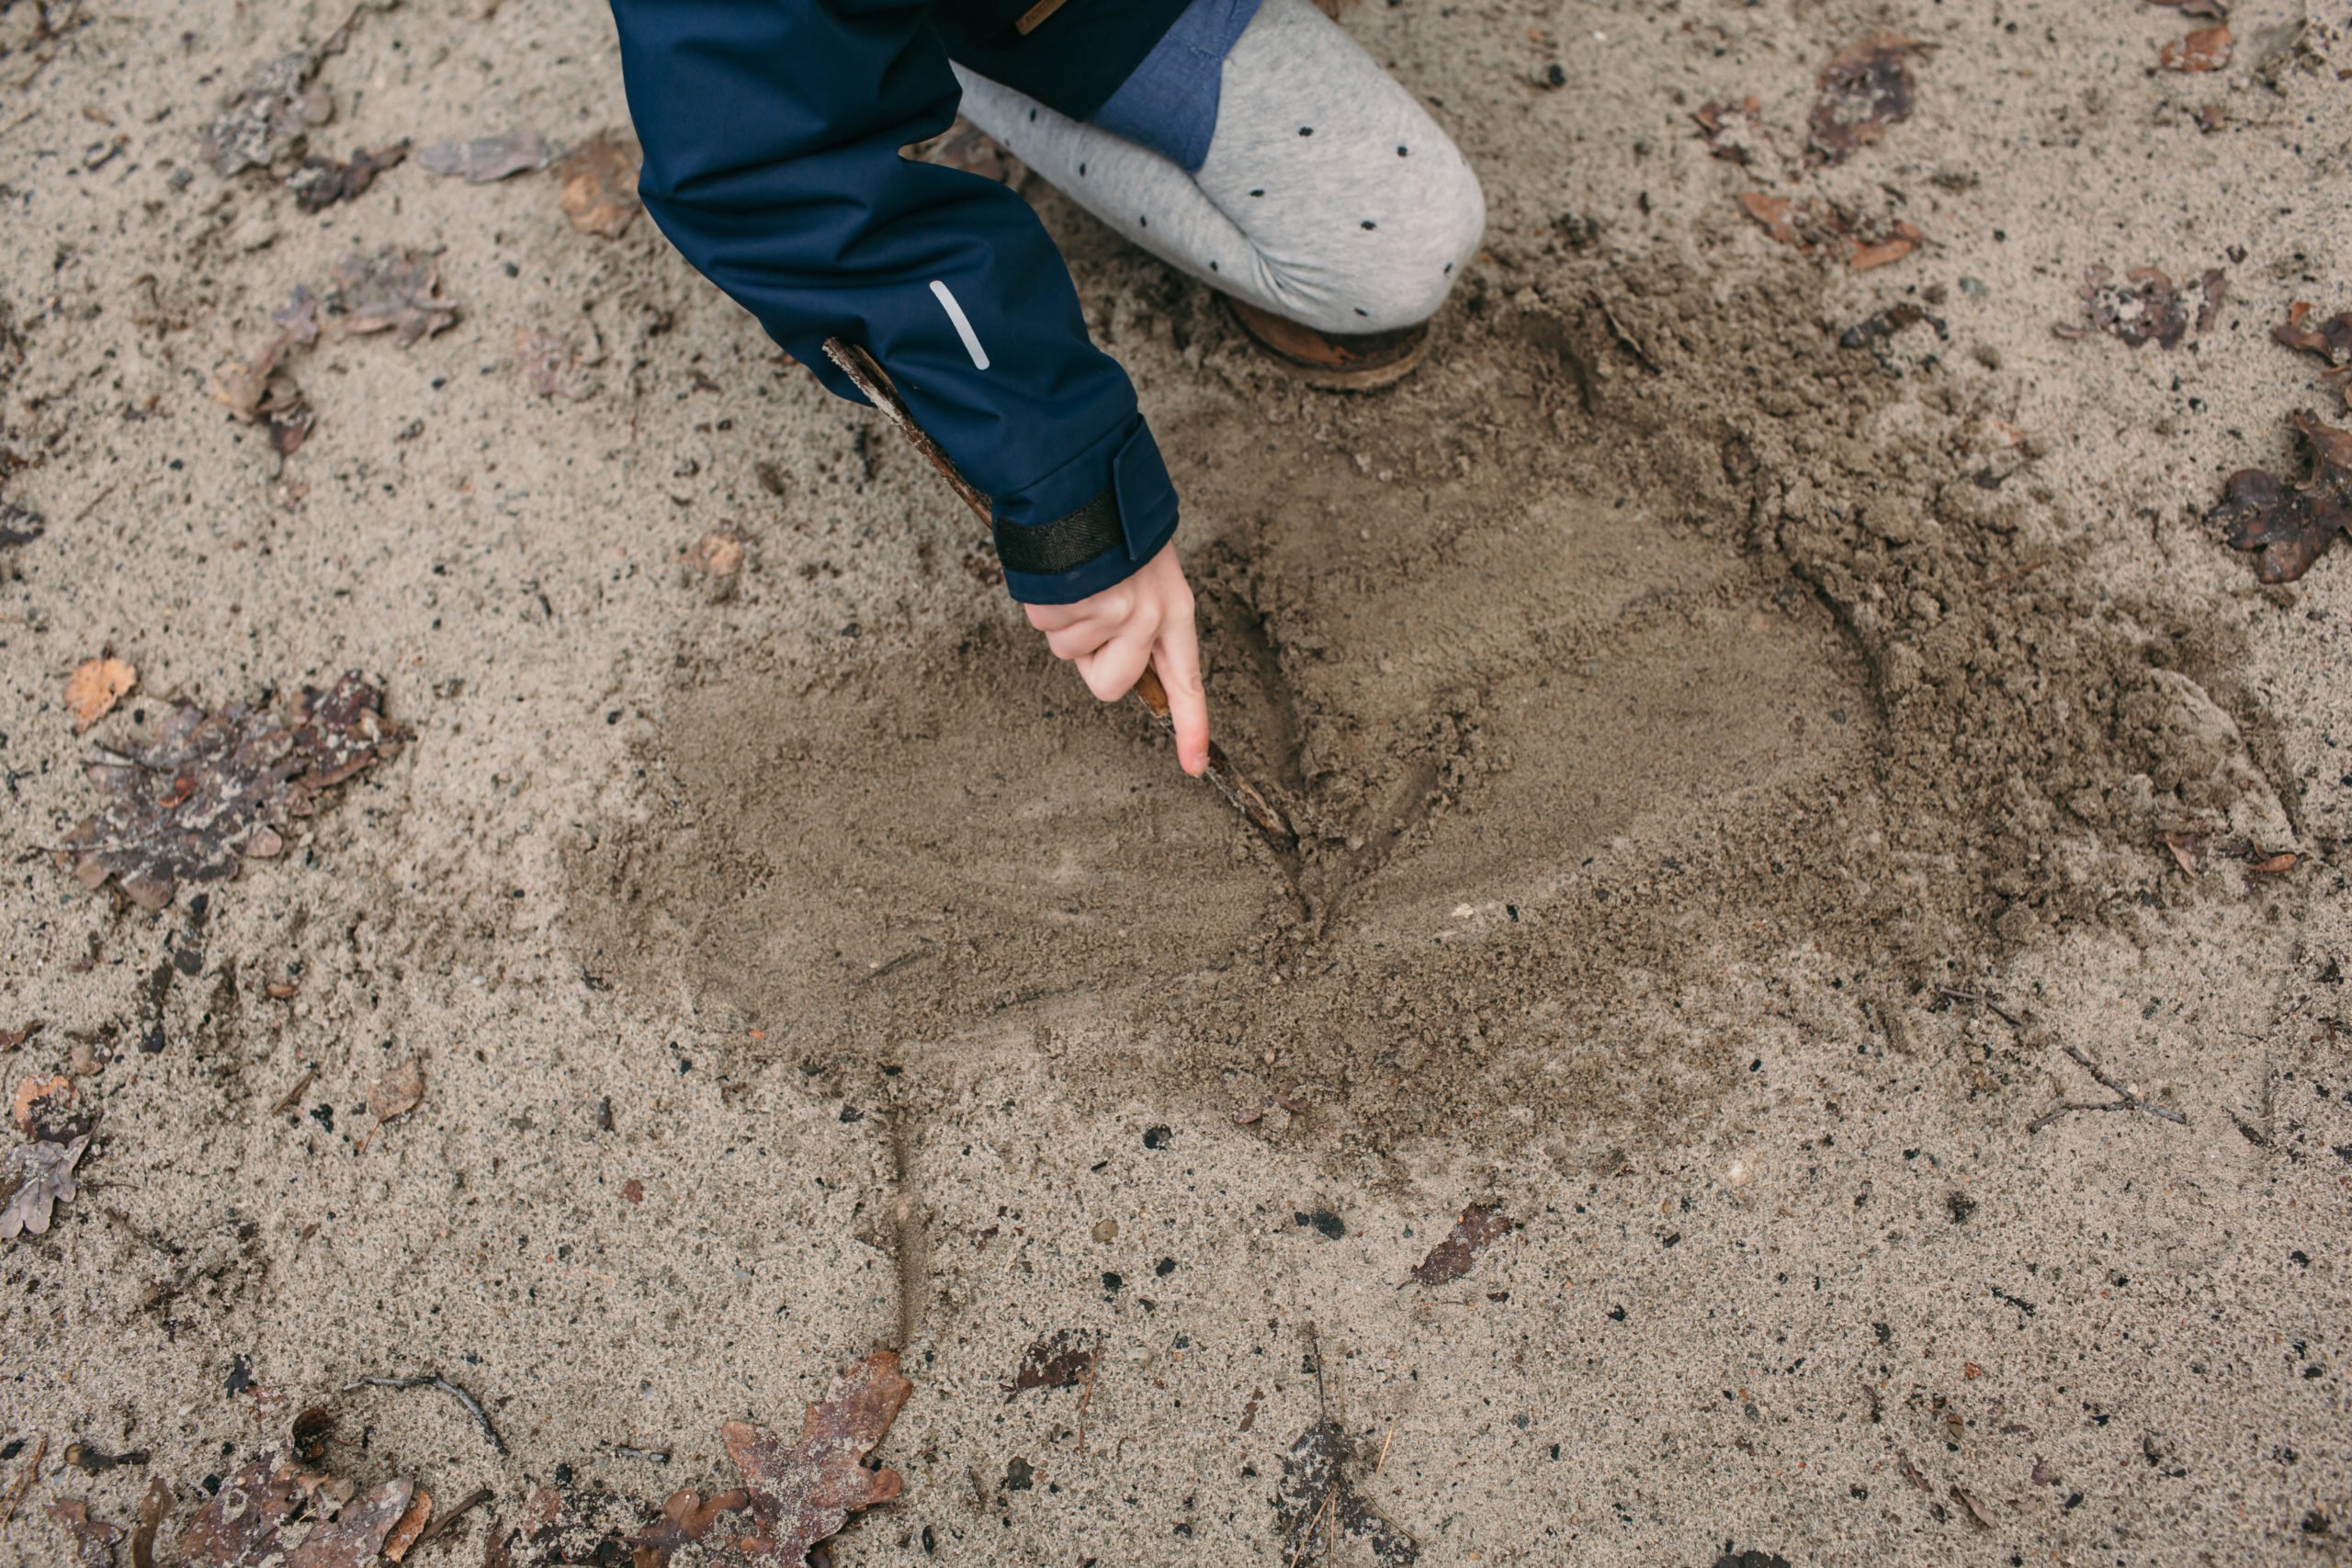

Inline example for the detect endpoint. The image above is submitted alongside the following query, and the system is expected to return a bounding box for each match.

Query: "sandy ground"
[4,0,2351,1562]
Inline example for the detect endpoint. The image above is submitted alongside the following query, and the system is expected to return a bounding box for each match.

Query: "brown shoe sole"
[1225,299,1431,391]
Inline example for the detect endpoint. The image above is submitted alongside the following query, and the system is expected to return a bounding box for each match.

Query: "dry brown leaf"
[1810,36,1919,164]
[206,333,314,455]
[2158,24,2233,70]
[2274,301,2352,410]
[2250,850,2299,874]
[1409,1201,1514,1285]
[2210,412,2352,582]
[1739,191,1798,245]
[721,1351,911,1565]
[368,1057,425,1123]
[2163,830,2206,874]
[557,135,641,239]
[1850,221,1925,270]
[1962,1361,1984,1379]
[382,1486,432,1562]
[203,49,337,176]
[65,657,135,731]
[176,1451,415,1568]
[60,671,406,911]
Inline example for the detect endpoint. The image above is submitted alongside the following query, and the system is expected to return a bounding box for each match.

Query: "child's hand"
[1023,543,1210,776]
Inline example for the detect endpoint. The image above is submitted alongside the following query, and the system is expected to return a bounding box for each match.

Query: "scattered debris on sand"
[1809,36,1920,164]
[1007,1328,1100,1395]
[59,671,407,911]
[326,246,459,346]
[2072,265,2226,348]
[366,1057,425,1126]
[2210,412,2352,583]
[1276,1420,1419,1565]
[1692,97,1766,164]
[287,139,407,211]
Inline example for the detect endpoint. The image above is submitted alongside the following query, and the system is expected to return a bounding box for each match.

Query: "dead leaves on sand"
[519,1352,912,1567]
[170,1450,418,1568]
[1276,1421,1419,1567]
[2157,23,2233,71]
[59,671,406,911]
[2211,412,2352,583]
[1809,36,1921,164]
[2275,302,2352,409]
[209,250,456,452]
[1,1134,88,1239]
[2075,265,2226,349]
[328,247,460,347]
[418,130,555,183]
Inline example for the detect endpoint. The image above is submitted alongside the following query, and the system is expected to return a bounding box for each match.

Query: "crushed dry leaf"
[64,656,135,731]
[328,247,459,346]
[1409,1202,1513,1285]
[59,671,407,911]
[13,1074,94,1142]
[2273,301,2352,409]
[2209,412,2352,583]
[2079,265,2225,349]
[1275,1420,1419,1566]
[2157,24,2233,71]
[44,1499,122,1567]
[1,1134,90,1239]
[1810,36,1919,164]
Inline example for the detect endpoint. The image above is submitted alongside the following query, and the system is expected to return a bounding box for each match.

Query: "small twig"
[2028,1043,2188,1134]
[340,1375,505,1454]
[609,1444,669,1463]
[407,1485,492,1553]
[71,482,118,524]
[1373,1426,1395,1475]
[1075,1353,1099,1459]
[271,1068,315,1116]
[1936,986,2021,1030]
[0,1435,47,1527]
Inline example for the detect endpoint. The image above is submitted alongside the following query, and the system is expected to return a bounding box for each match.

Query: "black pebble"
[1607,1304,1628,1322]
[1142,1124,1171,1149]
[1102,1271,1123,1292]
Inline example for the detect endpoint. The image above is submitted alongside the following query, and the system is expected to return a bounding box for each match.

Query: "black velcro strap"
[992,488,1125,576]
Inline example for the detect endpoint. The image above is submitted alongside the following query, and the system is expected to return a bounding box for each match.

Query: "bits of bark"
[1006,1329,1099,1395]
[2080,265,2224,349]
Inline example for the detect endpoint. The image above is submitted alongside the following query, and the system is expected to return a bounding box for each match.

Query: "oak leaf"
[720,1351,912,1565]
[65,657,135,731]
[2210,412,2352,582]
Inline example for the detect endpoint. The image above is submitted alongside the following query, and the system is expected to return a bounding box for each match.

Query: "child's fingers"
[1043,621,1113,661]
[1076,624,1158,705]
[1151,615,1211,777]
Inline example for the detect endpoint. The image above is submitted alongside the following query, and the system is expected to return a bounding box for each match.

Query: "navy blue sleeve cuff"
[997,417,1180,604]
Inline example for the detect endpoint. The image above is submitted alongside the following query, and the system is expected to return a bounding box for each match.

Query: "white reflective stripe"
[929,279,989,370]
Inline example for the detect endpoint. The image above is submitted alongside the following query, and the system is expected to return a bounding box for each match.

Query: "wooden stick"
[820,338,1294,849]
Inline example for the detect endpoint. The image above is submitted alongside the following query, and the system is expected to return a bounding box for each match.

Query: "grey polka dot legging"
[952,0,1486,337]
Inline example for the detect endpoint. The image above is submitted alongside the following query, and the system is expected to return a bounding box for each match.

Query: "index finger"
[1152,609,1211,777]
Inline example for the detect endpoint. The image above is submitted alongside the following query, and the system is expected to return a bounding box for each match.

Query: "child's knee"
[1335,151,1485,332]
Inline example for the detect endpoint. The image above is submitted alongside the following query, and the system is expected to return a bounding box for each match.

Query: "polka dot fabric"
[950,0,1484,336]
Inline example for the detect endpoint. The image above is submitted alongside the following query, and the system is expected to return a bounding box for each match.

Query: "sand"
[3,0,2349,1562]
